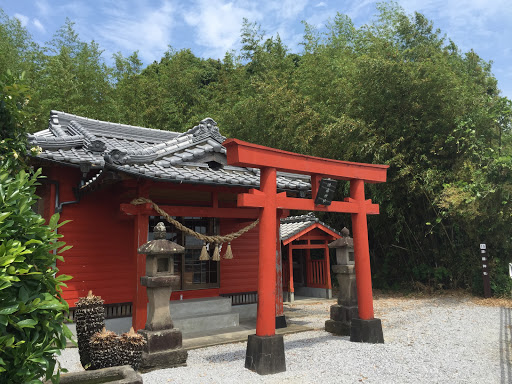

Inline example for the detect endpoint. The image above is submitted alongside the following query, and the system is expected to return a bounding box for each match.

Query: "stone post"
[325,228,358,335]
[137,222,188,372]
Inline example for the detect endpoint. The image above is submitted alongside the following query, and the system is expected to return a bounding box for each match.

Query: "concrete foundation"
[231,303,257,321]
[171,297,239,335]
[67,297,252,344]
[292,287,332,299]
[245,334,286,375]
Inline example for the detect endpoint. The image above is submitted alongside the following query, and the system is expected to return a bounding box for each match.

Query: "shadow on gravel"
[204,347,246,364]
[501,307,512,384]
[203,334,339,364]
[285,334,341,351]
[285,319,313,326]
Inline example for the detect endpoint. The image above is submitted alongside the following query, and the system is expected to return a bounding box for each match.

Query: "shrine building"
[28,111,351,335]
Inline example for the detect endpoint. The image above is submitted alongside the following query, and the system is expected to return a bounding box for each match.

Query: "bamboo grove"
[2,2,512,295]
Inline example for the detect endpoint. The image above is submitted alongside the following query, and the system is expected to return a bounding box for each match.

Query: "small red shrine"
[280,213,341,302]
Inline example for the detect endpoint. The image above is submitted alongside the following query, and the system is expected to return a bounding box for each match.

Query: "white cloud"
[315,2,327,7]
[183,0,262,59]
[92,0,176,63]
[14,13,29,27]
[397,0,512,38]
[33,18,46,33]
[270,0,309,20]
[35,0,50,17]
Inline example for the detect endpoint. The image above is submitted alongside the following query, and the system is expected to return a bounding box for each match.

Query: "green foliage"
[489,257,512,297]
[1,2,512,296]
[0,167,73,383]
[1,73,72,383]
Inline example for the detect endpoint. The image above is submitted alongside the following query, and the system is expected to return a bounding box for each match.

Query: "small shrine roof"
[280,213,341,242]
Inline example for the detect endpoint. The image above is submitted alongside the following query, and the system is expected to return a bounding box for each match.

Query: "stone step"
[170,297,239,335]
[170,297,232,318]
[173,311,240,335]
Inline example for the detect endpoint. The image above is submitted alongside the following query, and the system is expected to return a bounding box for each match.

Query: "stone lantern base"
[138,328,188,372]
[325,304,359,336]
[325,264,358,336]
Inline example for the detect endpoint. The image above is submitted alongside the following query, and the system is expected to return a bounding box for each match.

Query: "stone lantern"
[325,227,358,336]
[137,222,188,372]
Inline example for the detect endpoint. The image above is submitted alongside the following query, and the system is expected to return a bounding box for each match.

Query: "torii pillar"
[224,139,388,375]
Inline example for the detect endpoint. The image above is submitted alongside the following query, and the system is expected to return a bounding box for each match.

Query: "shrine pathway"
[58,294,511,383]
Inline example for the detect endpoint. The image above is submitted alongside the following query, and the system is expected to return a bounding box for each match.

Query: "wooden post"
[275,215,287,328]
[325,243,332,290]
[350,179,374,320]
[133,213,148,330]
[256,167,277,337]
[311,174,322,201]
[288,246,294,301]
[133,181,150,331]
[306,249,311,287]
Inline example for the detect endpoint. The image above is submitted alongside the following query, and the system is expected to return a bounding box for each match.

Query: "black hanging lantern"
[314,178,338,206]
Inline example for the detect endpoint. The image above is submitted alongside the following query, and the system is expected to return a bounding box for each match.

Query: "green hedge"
[1,72,72,383]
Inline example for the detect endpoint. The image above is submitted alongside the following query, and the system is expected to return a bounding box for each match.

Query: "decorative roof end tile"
[181,118,226,144]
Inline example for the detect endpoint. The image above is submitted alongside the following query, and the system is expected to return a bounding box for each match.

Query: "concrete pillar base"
[275,315,287,329]
[350,318,384,344]
[245,334,286,375]
[289,292,294,303]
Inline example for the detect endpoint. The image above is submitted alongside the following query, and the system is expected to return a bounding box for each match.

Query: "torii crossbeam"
[224,139,389,375]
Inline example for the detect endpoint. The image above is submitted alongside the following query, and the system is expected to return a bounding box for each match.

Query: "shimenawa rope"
[131,197,259,260]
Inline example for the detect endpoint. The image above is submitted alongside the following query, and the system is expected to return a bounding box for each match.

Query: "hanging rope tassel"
[199,243,210,261]
[130,198,260,261]
[212,243,221,261]
[223,242,233,259]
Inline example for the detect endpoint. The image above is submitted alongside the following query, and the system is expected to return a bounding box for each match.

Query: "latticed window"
[148,216,220,290]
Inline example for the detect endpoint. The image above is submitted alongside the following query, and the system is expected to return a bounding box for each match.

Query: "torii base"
[245,334,286,375]
[350,318,384,344]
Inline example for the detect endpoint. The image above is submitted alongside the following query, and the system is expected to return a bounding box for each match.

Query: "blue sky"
[1,0,511,100]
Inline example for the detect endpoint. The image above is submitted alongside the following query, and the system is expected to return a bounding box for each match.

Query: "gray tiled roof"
[280,213,341,241]
[28,111,311,192]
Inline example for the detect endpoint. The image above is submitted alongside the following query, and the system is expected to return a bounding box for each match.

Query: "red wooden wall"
[219,218,259,294]
[43,166,260,306]
[46,166,134,307]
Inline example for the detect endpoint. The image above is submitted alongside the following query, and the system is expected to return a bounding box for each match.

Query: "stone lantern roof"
[137,222,185,255]
[328,227,353,248]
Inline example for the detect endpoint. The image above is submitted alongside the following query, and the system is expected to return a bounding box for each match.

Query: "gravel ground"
[58,294,512,383]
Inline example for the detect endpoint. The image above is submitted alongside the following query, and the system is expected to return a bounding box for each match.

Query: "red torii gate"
[223,139,388,375]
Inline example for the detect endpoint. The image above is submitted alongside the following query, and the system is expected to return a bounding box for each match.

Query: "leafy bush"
[1,72,72,383]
